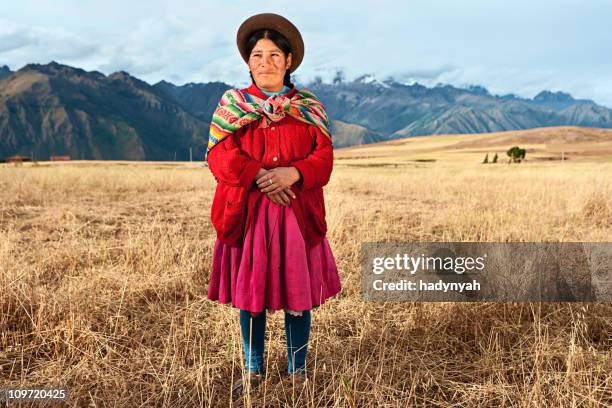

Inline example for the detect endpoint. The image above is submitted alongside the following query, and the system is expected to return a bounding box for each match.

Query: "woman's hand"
[254,168,270,183]
[255,168,299,205]
[267,189,295,206]
[256,167,301,194]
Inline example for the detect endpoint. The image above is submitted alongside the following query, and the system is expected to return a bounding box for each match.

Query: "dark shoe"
[232,371,264,396]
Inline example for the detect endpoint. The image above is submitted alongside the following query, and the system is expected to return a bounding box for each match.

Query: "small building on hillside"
[5,155,31,163]
[50,155,71,161]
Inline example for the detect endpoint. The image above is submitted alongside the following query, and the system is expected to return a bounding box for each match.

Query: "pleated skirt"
[207,194,342,316]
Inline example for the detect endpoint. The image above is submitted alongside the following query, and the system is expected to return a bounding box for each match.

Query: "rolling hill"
[0,62,209,160]
[334,126,612,164]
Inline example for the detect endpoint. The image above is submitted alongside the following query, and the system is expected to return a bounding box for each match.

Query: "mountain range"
[1,61,611,160]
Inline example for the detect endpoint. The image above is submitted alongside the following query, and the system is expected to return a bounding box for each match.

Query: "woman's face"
[248,38,292,92]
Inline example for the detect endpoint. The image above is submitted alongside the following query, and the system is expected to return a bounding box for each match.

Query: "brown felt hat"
[236,13,304,74]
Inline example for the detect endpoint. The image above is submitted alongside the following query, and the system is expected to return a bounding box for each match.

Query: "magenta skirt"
[207,194,342,315]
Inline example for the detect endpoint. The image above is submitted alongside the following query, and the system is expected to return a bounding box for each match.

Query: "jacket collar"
[243,82,298,99]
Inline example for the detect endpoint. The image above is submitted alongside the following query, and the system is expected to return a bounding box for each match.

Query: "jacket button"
[272,156,278,161]
[271,126,276,130]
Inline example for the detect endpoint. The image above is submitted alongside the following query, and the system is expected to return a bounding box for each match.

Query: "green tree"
[507,146,526,163]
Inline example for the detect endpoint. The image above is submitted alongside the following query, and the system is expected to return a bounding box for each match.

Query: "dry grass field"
[1,126,611,407]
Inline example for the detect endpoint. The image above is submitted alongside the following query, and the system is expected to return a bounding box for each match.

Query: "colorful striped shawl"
[207,87,331,152]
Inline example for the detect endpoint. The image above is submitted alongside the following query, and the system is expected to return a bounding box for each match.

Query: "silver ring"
[269,179,273,185]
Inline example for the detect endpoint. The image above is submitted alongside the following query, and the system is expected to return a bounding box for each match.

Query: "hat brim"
[236,13,304,74]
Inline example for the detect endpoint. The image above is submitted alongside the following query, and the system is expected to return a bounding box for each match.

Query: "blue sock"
[239,309,266,373]
[285,310,312,374]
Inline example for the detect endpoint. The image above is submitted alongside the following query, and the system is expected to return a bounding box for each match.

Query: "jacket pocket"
[303,189,327,235]
[221,187,247,240]
[211,184,224,234]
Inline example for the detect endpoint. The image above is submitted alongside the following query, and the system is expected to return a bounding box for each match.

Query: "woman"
[205,13,342,394]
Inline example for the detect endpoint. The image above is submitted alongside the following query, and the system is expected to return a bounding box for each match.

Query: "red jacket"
[207,82,333,249]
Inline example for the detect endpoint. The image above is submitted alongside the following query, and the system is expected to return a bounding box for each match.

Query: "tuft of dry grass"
[1,160,611,407]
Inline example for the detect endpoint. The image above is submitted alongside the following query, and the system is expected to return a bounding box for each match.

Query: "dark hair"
[246,29,294,88]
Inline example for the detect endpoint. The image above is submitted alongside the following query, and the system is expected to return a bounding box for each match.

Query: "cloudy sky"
[1,0,611,106]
